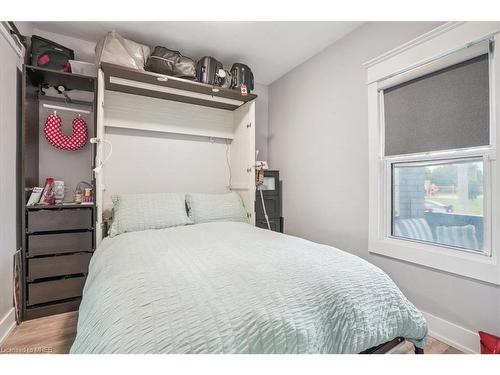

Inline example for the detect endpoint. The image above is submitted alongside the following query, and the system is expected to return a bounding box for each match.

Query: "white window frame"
[366,22,500,285]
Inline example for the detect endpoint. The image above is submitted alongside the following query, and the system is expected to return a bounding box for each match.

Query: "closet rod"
[43,103,91,114]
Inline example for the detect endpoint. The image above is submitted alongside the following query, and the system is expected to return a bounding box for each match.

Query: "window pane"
[384,53,490,156]
[392,158,485,253]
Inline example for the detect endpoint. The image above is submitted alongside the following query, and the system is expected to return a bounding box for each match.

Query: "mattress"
[70,222,427,353]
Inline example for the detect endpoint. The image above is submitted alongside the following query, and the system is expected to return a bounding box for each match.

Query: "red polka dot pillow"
[43,114,88,151]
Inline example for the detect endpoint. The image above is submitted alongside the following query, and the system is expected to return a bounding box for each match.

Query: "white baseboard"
[421,310,480,354]
[0,308,16,346]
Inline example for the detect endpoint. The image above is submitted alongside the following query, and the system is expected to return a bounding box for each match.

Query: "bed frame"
[360,337,424,354]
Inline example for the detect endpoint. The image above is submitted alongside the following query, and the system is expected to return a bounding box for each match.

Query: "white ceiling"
[31,22,362,84]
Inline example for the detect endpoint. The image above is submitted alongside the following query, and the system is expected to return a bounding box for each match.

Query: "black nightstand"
[255,170,284,233]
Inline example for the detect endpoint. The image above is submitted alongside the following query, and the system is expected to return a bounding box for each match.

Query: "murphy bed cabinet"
[95,63,258,246]
[21,65,97,320]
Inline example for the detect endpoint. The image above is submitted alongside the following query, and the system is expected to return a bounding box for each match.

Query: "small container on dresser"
[255,170,284,233]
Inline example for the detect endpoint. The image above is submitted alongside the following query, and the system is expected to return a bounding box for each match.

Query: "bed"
[70,221,427,354]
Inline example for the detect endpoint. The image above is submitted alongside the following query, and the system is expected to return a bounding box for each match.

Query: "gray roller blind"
[384,54,490,156]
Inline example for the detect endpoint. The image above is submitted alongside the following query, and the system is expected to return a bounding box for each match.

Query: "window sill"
[369,237,500,285]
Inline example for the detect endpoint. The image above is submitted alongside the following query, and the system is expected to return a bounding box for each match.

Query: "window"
[366,23,500,284]
[391,158,485,254]
[381,51,492,256]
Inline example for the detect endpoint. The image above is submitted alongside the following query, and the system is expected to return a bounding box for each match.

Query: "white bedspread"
[71,222,427,353]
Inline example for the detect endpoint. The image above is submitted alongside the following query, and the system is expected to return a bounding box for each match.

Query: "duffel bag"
[145,46,180,76]
[146,46,196,79]
[174,55,196,79]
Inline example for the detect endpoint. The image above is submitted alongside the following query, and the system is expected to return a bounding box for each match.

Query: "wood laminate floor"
[1,312,464,354]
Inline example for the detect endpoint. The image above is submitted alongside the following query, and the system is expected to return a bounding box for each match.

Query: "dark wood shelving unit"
[101,62,257,111]
[20,65,97,320]
[26,64,95,92]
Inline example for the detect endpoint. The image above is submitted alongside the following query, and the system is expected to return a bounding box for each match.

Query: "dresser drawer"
[28,253,92,281]
[28,276,86,306]
[27,208,93,232]
[255,195,281,219]
[25,299,81,321]
[256,218,282,233]
[28,231,93,256]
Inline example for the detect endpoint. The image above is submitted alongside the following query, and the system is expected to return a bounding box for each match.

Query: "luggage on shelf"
[174,55,196,79]
[196,56,223,85]
[95,31,150,71]
[145,46,196,79]
[145,46,178,75]
[30,35,74,72]
[231,63,254,92]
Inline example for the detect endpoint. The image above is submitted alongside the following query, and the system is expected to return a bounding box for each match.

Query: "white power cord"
[259,184,271,230]
[91,138,113,174]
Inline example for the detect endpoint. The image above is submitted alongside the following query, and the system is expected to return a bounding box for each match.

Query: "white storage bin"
[69,60,97,77]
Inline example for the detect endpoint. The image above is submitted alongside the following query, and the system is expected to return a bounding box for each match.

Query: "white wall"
[268,21,500,351]
[0,28,21,343]
[254,83,269,161]
[103,128,230,210]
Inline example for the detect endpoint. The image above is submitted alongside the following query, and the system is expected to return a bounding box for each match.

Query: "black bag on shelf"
[145,46,179,76]
[196,56,223,85]
[174,55,196,79]
[231,63,254,92]
[145,46,196,79]
[31,35,74,72]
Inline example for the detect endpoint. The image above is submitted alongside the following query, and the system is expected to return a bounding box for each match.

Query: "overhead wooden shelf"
[26,65,96,92]
[101,62,257,111]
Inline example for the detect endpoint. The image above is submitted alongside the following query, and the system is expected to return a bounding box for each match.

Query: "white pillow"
[109,193,192,237]
[186,192,248,224]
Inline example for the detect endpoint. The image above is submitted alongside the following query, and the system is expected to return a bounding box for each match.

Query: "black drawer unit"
[23,206,95,320]
[255,170,284,233]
